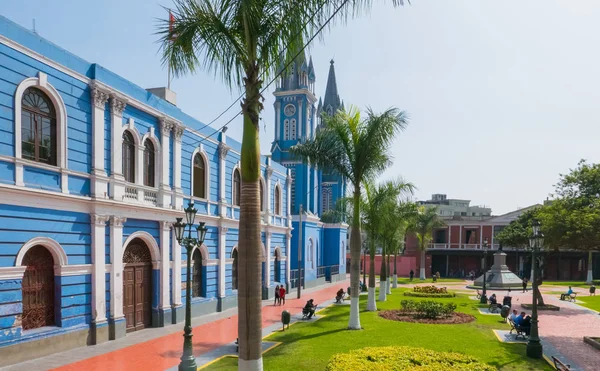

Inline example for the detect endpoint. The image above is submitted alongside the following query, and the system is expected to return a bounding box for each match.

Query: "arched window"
[259,179,264,212]
[308,239,314,269]
[290,119,297,140]
[274,186,281,215]
[322,187,333,213]
[122,131,135,183]
[232,248,238,290]
[21,88,57,165]
[22,245,55,330]
[274,249,281,283]
[192,249,203,297]
[233,168,241,206]
[193,153,206,198]
[143,140,155,187]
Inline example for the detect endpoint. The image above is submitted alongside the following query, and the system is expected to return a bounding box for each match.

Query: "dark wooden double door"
[123,240,152,332]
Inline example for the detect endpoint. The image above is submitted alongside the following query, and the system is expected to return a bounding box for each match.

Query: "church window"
[322,187,333,213]
[290,119,297,140]
[284,119,290,140]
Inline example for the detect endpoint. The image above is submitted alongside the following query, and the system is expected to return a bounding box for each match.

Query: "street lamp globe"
[196,222,208,243]
[184,202,197,225]
[174,218,186,243]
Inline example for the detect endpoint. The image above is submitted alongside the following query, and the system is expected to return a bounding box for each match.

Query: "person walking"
[522,277,528,293]
[274,285,280,305]
[409,269,414,281]
[279,285,286,305]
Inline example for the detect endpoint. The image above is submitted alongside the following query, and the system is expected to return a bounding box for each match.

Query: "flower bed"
[404,291,455,298]
[413,285,448,294]
[379,300,476,324]
[326,346,495,371]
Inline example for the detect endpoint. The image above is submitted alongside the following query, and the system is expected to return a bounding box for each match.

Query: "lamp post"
[479,237,489,304]
[173,203,208,371]
[527,220,544,359]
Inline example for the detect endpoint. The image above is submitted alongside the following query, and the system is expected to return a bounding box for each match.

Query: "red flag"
[169,11,176,41]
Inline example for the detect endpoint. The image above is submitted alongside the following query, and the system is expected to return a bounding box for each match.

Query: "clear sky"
[3,1,600,214]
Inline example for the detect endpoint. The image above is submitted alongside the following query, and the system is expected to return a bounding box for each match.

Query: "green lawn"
[576,295,600,311]
[543,281,594,288]
[203,288,551,371]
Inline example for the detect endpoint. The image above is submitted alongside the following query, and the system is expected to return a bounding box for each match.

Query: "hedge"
[325,346,495,371]
[413,285,448,294]
[400,300,457,318]
[404,292,455,298]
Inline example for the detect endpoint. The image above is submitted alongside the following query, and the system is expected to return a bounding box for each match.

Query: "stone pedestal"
[474,252,523,289]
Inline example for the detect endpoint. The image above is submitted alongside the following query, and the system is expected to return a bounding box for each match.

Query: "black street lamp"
[479,237,489,304]
[527,220,544,359]
[173,202,208,371]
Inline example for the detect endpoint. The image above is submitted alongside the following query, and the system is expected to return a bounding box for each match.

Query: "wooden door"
[123,239,152,333]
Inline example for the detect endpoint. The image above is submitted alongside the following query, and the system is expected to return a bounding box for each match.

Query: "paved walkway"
[0,280,348,371]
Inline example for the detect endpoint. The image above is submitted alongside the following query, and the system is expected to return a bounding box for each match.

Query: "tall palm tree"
[159,1,407,368]
[292,107,408,326]
[408,207,444,280]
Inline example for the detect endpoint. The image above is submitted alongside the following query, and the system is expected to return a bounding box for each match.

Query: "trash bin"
[347,286,351,296]
[281,310,291,330]
[590,286,596,295]
[500,305,510,322]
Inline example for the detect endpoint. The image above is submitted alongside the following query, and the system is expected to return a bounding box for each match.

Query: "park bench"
[302,305,317,320]
[567,293,577,302]
[551,356,570,370]
[489,303,501,313]
[508,318,526,340]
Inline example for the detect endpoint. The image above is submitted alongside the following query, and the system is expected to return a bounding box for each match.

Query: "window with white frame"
[193,153,206,198]
[122,130,136,183]
[321,187,333,213]
[143,139,155,187]
[233,168,241,206]
[308,239,314,268]
[21,88,57,165]
[274,185,282,215]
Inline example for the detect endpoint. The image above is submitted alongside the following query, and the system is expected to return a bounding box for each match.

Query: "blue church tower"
[271,56,348,289]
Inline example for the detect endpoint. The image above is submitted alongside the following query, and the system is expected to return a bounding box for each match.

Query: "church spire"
[322,59,341,116]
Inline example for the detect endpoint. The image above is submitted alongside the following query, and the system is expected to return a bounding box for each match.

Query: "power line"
[191,0,350,146]
[184,0,331,138]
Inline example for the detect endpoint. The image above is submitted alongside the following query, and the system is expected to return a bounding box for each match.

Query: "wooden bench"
[508,318,526,340]
[551,356,570,370]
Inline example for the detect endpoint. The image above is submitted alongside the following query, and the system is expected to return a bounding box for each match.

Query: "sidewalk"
[0,280,348,371]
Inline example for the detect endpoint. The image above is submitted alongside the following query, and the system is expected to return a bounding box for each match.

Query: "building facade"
[405,205,598,281]
[418,193,492,218]
[0,15,327,364]
[270,55,348,291]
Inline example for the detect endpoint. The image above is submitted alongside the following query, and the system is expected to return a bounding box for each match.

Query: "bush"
[404,291,455,298]
[413,285,448,294]
[326,346,495,371]
[400,300,457,318]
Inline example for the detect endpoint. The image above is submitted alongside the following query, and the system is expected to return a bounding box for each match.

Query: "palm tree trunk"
[237,62,263,371]
[386,253,392,294]
[419,246,426,280]
[379,247,387,302]
[367,239,377,311]
[587,251,594,284]
[392,252,398,288]
[348,187,362,329]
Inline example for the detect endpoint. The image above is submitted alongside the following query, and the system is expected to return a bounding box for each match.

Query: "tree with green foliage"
[159,1,408,367]
[291,106,408,326]
[408,207,444,280]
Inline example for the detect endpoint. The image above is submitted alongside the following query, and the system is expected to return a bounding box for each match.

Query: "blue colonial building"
[0,15,347,365]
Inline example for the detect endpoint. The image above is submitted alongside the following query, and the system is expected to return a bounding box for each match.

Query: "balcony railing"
[123,185,158,206]
[462,244,480,250]
[324,265,340,281]
[428,243,509,251]
[429,243,448,249]
[317,266,326,279]
[290,269,304,289]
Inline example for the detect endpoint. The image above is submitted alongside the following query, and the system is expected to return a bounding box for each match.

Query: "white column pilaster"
[172,229,182,306]
[479,226,483,249]
[160,221,171,310]
[109,96,127,200]
[218,142,229,216]
[91,214,109,323]
[110,216,126,319]
[218,226,228,298]
[159,118,173,207]
[265,231,272,288]
[286,231,292,287]
[90,84,110,198]
[172,124,184,209]
[286,171,292,226]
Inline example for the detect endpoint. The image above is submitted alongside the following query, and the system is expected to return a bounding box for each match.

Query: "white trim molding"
[122,231,161,269]
[190,243,210,263]
[16,236,68,267]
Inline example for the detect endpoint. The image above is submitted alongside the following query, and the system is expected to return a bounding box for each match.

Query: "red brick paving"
[51,281,348,371]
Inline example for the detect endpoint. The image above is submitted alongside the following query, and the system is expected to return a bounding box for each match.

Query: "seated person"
[520,315,532,336]
[488,293,497,305]
[336,288,345,302]
[509,309,520,323]
[560,286,574,300]
[503,295,512,307]
[513,312,525,327]
[304,299,317,319]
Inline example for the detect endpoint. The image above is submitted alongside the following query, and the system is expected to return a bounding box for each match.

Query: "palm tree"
[408,207,444,280]
[292,107,408,326]
[159,1,407,367]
